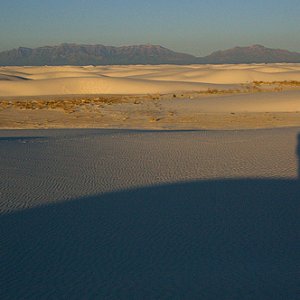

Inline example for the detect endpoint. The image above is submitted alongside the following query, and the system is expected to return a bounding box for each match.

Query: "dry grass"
[204,88,242,94]
[253,80,300,86]
[0,96,132,113]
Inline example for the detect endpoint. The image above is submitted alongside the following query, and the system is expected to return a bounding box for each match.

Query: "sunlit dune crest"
[1,63,300,96]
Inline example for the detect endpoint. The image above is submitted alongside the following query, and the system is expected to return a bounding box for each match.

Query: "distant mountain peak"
[0,43,300,65]
[250,44,265,48]
[202,44,300,64]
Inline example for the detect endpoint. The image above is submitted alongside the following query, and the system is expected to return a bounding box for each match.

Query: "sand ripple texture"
[0,128,299,299]
[0,128,298,213]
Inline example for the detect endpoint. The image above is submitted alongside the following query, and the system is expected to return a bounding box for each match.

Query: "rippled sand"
[1,128,299,298]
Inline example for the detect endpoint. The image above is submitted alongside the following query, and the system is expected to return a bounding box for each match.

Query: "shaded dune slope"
[1,179,300,299]
[0,128,300,299]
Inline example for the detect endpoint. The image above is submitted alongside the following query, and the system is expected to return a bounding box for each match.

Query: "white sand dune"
[0,129,299,299]
[164,90,300,113]
[25,71,105,80]
[0,128,298,212]
[1,63,300,96]
[1,63,300,300]
[0,76,236,96]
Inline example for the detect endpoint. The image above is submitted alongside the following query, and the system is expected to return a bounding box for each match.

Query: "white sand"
[162,90,300,113]
[1,63,300,96]
[1,128,299,298]
[0,128,298,213]
[1,64,300,129]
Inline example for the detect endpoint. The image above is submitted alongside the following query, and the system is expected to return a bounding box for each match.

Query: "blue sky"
[0,0,299,55]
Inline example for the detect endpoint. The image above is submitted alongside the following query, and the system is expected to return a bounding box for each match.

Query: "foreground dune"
[1,128,299,298]
[1,128,298,212]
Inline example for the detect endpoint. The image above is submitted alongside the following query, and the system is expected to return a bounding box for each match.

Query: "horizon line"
[1,42,300,57]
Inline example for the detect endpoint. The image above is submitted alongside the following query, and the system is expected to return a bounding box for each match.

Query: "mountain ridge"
[202,44,300,64]
[0,43,300,66]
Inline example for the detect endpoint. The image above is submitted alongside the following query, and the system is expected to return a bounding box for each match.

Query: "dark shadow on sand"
[0,136,46,142]
[1,178,299,299]
[297,133,300,179]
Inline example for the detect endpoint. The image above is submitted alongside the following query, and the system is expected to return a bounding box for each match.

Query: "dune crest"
[1,63,300,96]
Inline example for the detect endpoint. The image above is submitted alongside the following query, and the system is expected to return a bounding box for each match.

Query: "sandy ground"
[1,128,299,298]
[1,127,299,212]
[1,64,300,129]
[1,64,300,297]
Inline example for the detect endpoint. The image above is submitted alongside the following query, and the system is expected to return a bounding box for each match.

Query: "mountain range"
[1,43,300,66]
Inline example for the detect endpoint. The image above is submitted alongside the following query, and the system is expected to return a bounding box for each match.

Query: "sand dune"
[163,90,300,113]
[1,128,299,298]
[1,64,300,298]
[1,64,300,129]
[1,63,300,96]
[1,128,298,211]
[0,76,236,96]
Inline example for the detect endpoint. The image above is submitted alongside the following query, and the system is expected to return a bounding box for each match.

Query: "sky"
[0,0,299,56]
